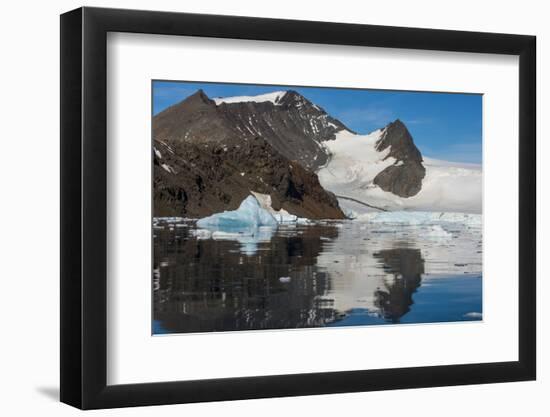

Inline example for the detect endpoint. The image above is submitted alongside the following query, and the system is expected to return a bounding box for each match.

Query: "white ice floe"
[153,216,187,225]
[189,229,212,239]
[273,211,299,223]
[213,91,287,106]
[423,225,453,239]
[197,195,278,230]
[463,312,483,319]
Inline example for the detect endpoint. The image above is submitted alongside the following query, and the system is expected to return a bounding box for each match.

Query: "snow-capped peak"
[213,91,288,106]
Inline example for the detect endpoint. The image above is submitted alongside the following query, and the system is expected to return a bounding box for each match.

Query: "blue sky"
[153,81,482,164]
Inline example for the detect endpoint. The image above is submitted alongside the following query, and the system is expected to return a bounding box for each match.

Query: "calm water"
[153,219,482,334]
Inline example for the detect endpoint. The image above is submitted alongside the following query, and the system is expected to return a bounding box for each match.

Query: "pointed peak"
[282,89,301,98]
[186,89,212,104]
[154,89,215,120]
[279,90,308,104]
[385,119,407,130]
[377,119,422,163]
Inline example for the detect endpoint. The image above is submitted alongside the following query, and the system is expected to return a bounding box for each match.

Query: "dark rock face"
[153,135,345,219]
[373,163,425,197]
[153,89,349,219]
[373,120,426,197]
[153,89,351,171]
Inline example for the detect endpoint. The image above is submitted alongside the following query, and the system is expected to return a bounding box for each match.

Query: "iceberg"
[272,210,298,223]
[197,195,278,230]
[250,191,299,223]
[195,195,278,255]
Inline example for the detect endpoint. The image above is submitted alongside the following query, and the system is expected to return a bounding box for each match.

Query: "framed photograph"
[60,6,536,409]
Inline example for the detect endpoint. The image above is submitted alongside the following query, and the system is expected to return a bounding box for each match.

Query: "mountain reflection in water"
[373,249,423,323]
[153,219,482,334]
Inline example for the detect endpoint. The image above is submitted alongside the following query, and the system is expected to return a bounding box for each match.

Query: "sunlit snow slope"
[212,91,287,105]
[317,129,482,214]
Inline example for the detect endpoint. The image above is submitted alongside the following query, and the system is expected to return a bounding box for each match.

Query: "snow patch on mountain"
[213,91,287,105]
[318,128,396,185]
[161,163,174,174]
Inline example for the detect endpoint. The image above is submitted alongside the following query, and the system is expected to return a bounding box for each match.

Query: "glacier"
[317,129,482,214]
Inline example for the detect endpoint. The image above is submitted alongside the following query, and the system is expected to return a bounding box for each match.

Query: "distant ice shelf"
[355,210,482,227]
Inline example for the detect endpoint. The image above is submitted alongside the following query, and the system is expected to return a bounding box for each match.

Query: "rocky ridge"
[153,89,427,218]
[373,119,426,197]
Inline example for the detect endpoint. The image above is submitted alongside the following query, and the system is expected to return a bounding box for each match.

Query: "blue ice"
[197,195,278,230]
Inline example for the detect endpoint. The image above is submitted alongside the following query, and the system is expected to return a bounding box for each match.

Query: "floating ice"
[210,227,275,256]
[356,211,482,227]
[189,229,212,239]
[423,225,452,239]
[273,211,298,223]
[153,216,186,224]
[251,191,299,223]
[192,194,324,254]
[197,195,278,230]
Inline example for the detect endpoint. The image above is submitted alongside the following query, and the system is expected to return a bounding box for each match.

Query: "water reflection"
[373,249,423,323]
[153,219,482,334]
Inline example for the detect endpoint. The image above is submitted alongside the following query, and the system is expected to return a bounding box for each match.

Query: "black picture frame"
[60,6,536,410]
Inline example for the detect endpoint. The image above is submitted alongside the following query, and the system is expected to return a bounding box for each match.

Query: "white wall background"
[0,0,545,415]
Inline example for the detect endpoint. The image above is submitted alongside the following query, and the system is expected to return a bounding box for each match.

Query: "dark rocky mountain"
[153,134,344,219]
[153,89,426,218]
[153,89,350,170]
[373,120,426,197]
